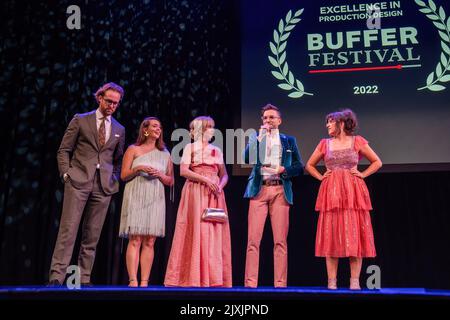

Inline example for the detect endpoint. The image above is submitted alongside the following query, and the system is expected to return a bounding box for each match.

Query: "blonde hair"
[189,116,215,141]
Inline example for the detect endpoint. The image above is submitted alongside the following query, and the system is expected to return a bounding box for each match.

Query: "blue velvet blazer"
[243,132,303,205]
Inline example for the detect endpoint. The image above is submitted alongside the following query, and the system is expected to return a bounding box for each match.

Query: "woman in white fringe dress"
[119,117,173,287]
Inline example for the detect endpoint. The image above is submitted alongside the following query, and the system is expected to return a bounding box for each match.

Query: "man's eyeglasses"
[103,97,120,106]
[261,115,280,120]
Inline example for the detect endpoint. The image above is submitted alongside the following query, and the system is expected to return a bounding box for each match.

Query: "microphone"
[258,124,271,142]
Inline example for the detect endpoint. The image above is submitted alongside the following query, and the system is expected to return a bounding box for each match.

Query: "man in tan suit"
[48,82,125,286]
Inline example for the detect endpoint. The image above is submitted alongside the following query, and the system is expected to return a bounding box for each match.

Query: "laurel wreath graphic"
[268,8,313,98]
[415,0,450,91]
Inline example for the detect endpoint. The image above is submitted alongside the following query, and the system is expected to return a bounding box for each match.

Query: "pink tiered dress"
[164,143,232,287]
[315,136,376,258]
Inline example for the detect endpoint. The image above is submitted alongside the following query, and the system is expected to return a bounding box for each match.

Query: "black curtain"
[0,0,239,285]
[1,0,450,290]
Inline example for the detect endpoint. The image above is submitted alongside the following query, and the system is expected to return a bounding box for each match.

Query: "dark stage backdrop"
[1,0,450,289]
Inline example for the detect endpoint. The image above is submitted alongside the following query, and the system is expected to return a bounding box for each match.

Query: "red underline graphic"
[309,64,403,74]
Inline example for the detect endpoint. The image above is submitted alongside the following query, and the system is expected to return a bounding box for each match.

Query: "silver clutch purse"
[202,208,228,223]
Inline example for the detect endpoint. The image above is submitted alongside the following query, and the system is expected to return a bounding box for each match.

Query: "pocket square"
[115,134,120,137]
[286,149,292,152]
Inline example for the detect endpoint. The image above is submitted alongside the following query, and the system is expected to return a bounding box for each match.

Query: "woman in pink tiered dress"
[164,116,232,287]
[306,109,382,290]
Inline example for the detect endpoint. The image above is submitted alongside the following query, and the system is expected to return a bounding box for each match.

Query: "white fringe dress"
[119,149,170,238]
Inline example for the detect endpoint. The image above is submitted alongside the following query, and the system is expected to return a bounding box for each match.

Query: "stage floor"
[2,285,450,300]
[3,286,449,317]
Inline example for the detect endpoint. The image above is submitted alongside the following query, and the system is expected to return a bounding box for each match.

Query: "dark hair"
[326,109,358,135]
[135,117,166,151]
[260,103,281,118]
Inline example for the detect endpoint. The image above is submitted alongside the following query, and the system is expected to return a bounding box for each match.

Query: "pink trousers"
[245,185,290,287]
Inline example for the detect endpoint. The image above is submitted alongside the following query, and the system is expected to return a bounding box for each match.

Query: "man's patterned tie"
[99,118,106,147]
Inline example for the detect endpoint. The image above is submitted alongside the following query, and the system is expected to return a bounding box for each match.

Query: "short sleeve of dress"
[354,135,369,153]
[213,146,224,165]
[180,143,192,165]
[315,139,327,155]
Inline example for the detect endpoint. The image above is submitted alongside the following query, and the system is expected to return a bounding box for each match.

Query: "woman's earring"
[144,131,150,137]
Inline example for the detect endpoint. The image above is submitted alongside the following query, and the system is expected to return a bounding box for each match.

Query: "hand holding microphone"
[258,124,271,141]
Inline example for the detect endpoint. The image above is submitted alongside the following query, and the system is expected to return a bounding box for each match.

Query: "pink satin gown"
[164,143,232,287]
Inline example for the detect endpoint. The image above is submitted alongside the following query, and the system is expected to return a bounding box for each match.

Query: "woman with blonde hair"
[306,109,382,290]
[164,116,232,287]
[119,117,174,287]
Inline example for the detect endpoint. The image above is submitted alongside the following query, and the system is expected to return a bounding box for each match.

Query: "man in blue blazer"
[243,104,303,287]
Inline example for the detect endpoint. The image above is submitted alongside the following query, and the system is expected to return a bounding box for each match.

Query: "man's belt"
[262,180,281,186]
